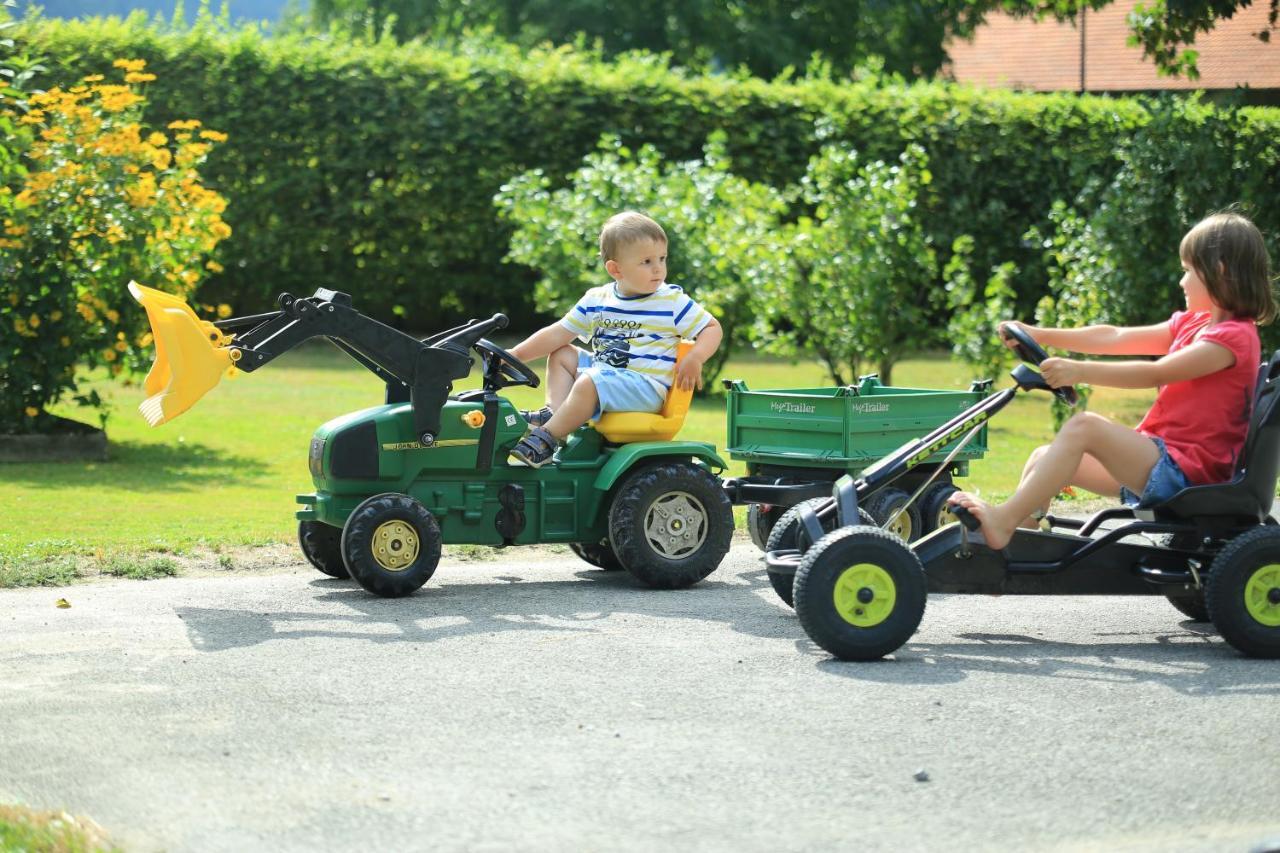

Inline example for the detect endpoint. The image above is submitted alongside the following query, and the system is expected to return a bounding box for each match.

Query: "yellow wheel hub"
[371,520,419,572]
[1245,563,1280,627]
[833,563,897,627]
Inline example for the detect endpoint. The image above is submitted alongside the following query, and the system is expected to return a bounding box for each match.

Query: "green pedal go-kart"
[130,283,733,598]
[766,324,1280,661]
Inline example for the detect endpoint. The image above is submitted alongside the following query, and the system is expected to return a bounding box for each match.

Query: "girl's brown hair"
[1180,211,1276,325]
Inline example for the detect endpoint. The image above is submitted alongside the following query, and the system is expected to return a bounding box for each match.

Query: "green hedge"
[13,17,1279,334]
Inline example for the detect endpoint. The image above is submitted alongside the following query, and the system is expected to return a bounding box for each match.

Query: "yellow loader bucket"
[128,281,236,426]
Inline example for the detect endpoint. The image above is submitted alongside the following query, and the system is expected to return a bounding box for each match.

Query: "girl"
[949,212,1276,550]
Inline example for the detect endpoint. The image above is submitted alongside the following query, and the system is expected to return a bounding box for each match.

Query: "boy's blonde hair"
[1181,211,1276,325]
[599,211,667,262]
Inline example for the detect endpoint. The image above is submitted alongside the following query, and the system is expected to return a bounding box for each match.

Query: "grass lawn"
[0,343,1155,583]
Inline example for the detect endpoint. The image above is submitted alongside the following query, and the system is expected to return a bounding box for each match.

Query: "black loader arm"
[215,288,507,445]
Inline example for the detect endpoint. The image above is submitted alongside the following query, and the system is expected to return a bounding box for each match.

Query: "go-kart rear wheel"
[747,503,782,552]
[570,540,623,571]
[298,519,349,579]
[1164,589,1210,623]
[608,462,733,589]
[793,526,928,661]
[341,493,442,598]
[764,498,873,608]
[864,487,923,543]
[1206,526,1280,658]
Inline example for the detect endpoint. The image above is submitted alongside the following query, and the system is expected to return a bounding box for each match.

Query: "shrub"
[0,59,230,433]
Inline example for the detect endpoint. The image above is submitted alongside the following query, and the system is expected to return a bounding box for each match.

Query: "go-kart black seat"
[1144,349,1280,524]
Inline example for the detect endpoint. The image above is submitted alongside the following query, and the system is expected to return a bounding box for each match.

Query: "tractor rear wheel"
[608,462,733,589]
[570,540,623,571]
[342,493,442,598]
[298,520,349,579]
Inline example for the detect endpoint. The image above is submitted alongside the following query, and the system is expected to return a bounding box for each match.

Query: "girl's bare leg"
[950,412,1161,549]
[1013,446,1125,528]
[545,346,580,409]
[544,374,599,441]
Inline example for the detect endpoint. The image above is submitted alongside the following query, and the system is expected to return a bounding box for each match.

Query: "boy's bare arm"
[1006,321,1172,357]
[675,318,723,391]
[510,324,577,363]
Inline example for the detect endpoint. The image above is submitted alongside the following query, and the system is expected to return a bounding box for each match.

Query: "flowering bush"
[0,59,230,434]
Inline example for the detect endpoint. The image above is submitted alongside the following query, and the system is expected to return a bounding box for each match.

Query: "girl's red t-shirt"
[1136,311,1260,485]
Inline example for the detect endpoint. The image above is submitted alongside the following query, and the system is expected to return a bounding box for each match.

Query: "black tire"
[1165,589,1211,622]
[608,462,734,589]
[918,482,960,535]
[764,497,873,608]
[864,487,924,543]
[1159,532,1210,622]
[570,540,623,571]
[1206,526,1280,658]
[341,493,442,598]
[746,503,783,552]
[298,519,349,579]
[793,525,928,661]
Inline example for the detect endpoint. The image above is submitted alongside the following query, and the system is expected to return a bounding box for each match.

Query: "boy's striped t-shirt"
[559,282,713,389]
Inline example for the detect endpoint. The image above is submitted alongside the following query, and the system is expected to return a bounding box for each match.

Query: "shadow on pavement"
[808,626,1280,695]
[175,568,791,653]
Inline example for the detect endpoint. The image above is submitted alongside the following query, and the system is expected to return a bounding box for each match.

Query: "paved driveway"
[2,544,1279,852]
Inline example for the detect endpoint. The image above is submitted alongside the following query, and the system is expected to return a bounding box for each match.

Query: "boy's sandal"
[521,405,554,427]
[508,426,558,468]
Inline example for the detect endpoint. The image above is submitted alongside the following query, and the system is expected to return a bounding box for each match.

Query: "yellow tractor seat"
[593,341,695,443]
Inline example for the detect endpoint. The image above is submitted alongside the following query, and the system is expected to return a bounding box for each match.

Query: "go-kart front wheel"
[608,462,733,589]
[298,519,349,579]
[341,493,442,598]
[793,526,928,661]
[1207,526,1280,658]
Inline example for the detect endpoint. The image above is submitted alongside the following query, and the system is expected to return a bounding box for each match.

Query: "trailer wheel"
[570,540,623,571]
[864,488,923,542]
[1206,526,1280,658]
[298,519,349,579]
[918,482,960,535]
[746,504,783,552]
[793,526,928,661]
[608,462,733,589]
[764,498,873,608]
[341,493,442,598]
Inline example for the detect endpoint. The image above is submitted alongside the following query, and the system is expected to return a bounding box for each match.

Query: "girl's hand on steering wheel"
[998,321,1033,351]
[1040,357,1084,389]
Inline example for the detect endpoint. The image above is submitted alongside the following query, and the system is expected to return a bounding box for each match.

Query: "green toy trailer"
[720,375,990,549]
[131,283,734,598]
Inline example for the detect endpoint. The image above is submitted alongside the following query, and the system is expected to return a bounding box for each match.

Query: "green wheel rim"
[833,563,897,627]
[1244,563,1280,627]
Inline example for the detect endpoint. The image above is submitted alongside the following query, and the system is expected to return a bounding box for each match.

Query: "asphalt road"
[2,543,1279,853]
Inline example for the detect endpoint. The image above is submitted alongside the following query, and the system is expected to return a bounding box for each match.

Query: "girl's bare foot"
[946,492,1019,550]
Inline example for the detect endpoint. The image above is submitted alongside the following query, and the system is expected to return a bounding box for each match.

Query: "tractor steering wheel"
[1001,323,1079,407]
[474,339,540,391]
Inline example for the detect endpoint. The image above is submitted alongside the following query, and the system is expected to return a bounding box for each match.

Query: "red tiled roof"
[946,1,1280,91]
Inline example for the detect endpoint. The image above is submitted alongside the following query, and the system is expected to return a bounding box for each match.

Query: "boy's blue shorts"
[576,349,666,420]
[1119,437,1192,508]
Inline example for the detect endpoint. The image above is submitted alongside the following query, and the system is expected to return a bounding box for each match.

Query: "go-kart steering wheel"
[474,339,540,390]
[1002,322,1078,407]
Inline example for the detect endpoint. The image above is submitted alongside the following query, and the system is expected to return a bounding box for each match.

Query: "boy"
[506,211,723,467]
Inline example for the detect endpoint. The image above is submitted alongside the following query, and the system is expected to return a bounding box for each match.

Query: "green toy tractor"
[131,282,734,597]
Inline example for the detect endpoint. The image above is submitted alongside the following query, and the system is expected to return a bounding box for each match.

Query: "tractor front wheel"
[298,520,349,579]
[608,462,733,589]
[341,493,442,598]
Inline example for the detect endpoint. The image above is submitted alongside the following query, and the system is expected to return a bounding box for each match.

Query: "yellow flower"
[113,58,147,73]
[25,407,39,418]
[28,314,40,329]
[205,260,224,274]
[199,129,228,143]
[147,131,168,146]
[105,309,120,324]
[152,149,172,170]
[83,74,105,83]
[217,304,232,319]
[102,350,118,362]
[167,119,201,131]
[114,340,128,352]
[125,72,157,84]
[50,311,63,322]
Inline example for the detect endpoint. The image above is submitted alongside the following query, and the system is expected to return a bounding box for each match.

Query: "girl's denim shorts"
[1119,437,1192,508]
